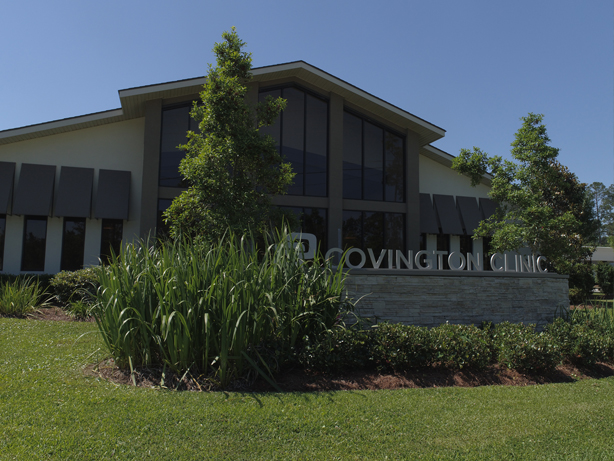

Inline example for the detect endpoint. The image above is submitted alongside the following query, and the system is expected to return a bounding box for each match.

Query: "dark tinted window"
[61,218,86,271]
[343,111,405,202]
[280,206,328,256]
[21,216,47,271]
[259,86,328,197]
[100,219,123,264]
[342,211,405,268]
[159,104,198,188]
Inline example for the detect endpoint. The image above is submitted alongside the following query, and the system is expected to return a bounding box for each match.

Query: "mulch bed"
[23,306,614,392]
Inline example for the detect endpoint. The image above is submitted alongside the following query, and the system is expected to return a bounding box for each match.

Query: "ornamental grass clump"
[92,230,352,388]
[0,277,49,317]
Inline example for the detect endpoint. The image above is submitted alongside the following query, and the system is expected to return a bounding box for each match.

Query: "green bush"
[92,230,353,388]
[568,263,595,305]
[431,323,492,370]
[370,323,434,371]
[491,322,562,372]
[0,277,49,317]
[298,329,372,372]
[545,318,611,366]
[50,268,99,306]
[595,262,614,297]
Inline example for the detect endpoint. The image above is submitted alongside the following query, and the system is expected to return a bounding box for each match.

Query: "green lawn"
[2,318,614,460]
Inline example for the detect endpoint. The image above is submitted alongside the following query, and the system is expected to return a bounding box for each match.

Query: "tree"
[164,28,294,240]
[587,182,614,245]
[452,113,598,275]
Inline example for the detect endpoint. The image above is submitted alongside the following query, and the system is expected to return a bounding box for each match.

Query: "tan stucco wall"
[419,154,491,198]
[0,118,145,273]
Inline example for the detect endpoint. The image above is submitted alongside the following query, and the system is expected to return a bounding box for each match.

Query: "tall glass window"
[159,104,199,188]
[61,218,86,271]
[21,217,47,272]
[0,215,5,271]
[100,219,123,264]
[259,86,328,197]
[281,207,328,255]
[343,111,404,202]
[342,211,405,268]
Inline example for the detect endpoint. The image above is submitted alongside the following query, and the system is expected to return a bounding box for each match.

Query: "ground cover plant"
[92,230,351,388]
[3,317,614,460]
[0,276,49,317]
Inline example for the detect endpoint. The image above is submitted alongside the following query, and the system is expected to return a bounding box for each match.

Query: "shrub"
[595,262,614,298]
[0,277,49,317]
[298,329,371,372]
[568,263,595,305]
[50,268,99,306]
[370,323,434,371]
[491,322,562,372]
[545,318,611,366]
[431,323,492,370]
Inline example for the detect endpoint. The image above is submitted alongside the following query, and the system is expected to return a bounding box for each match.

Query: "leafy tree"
[452,113,598,275]
[587,182,614,246]
[164,28,294,240]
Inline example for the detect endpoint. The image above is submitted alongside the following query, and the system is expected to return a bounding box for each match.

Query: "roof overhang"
[0,61,446,147]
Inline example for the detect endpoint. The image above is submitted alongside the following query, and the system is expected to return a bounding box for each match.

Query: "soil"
[23,307,614,393]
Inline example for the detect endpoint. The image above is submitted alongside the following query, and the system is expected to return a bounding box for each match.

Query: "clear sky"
[1,0,612,186]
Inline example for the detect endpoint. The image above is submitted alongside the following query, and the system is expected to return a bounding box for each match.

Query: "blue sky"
[1,0,612,186]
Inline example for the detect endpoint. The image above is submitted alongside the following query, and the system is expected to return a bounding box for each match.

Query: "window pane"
[61,218,86,271]
[343,113,362,199]
[21,217,47,271]
[385,213,405,251]
[304,95,327,197]
[100,219,123,264]
[342,211,362,266]
[282,88,305,195]
[363,122,384,201]
[0,215,5,271]
[385,132,404,202]
[302,208,327,255]
[160,106,190,187]
[364,211,384,254]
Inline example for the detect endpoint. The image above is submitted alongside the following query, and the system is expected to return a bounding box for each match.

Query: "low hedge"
[49,268,99,306]
[297,319,614,374]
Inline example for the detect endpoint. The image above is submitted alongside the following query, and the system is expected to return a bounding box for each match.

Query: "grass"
[3,318,614,460]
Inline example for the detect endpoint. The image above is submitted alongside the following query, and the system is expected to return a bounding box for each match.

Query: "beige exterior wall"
[0,119,145,273]
[419,154,490,198]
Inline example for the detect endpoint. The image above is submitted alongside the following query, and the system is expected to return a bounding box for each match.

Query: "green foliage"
[587,182,614,245]
[595,262,614,297]
[92,230,352,388]
[431,323,492,370]
[299,328,372,372]
[49,267,99,306]
[452,113,598,275]
[370,323,434,370]
[0,277,49,317]
[545,318,612,366]
[568,263,596,305]
[164,28,294,240]
[0,273,54,292]
[491,322,562,372]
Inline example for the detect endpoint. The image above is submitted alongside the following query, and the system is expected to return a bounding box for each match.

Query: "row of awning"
[420,193,497,235]
[0,162,131,220]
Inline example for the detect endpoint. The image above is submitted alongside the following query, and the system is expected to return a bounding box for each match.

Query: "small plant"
[299,329,372,372]
[67,299,92,320]
[431,323,492,370]
[0,277,49,317]
[50,268,99,306]
[370,323,434,371]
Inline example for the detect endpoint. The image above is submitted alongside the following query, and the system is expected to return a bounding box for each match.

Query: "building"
[0,61,495,274]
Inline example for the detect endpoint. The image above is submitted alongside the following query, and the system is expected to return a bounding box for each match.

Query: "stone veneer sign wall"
[345,270,569,328]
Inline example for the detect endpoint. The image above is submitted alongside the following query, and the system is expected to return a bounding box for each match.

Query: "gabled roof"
[0,61,445,147]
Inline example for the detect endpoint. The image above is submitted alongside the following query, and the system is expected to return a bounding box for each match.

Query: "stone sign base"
[345,270,569,328]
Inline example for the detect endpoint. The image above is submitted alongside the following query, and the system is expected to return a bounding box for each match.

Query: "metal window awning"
[433,194,463,235]
[95,169,131,220]
[480,198,498,220]
[0,162,15,214]
[419,193,439,234]
[55,167,94,218]
[13,163,56,216]
[456,196,482,236]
